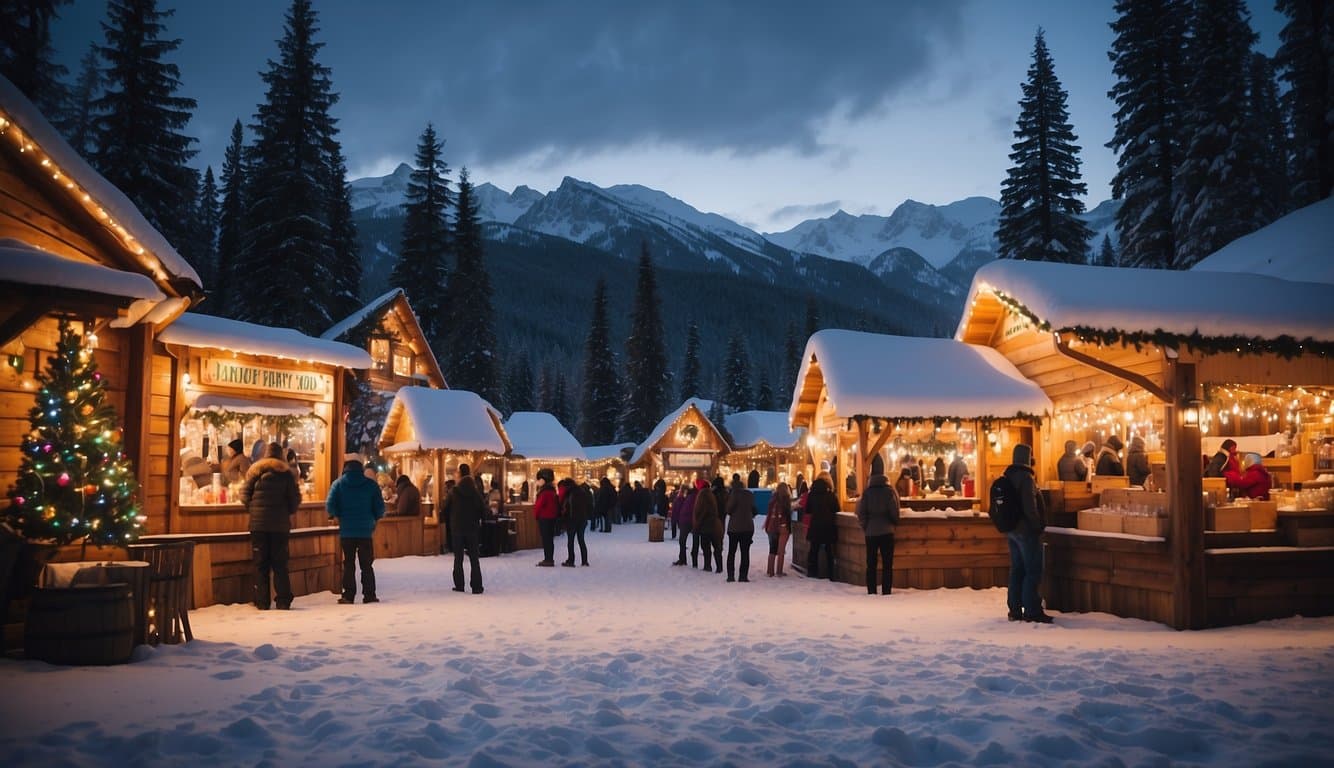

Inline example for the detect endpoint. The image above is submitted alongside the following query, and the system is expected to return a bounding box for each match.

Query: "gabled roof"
[789,329,1051,426]
[725,410,804,450]
[321,288,447,388]
[503,412,586,461]
[0,74,201,297]
[1193,197,1334,285]
[158,313,372,369]
[629,398,729,466]
[378,386,511,454]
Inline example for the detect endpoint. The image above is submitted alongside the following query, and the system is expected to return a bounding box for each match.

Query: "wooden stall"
[788,329,1051,590]
[377,386,512,551]
[628,399,729,488]
[580,443,634,485]
[718,410,809,488]
[958,259,1334,628]
[323,288,447,559]
[503,411,586,495]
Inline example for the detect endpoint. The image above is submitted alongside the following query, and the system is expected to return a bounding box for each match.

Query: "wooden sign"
[201,357,331,399]
[663,451,712,470]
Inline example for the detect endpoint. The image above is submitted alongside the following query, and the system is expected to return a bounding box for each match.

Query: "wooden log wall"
[373,515,425,560]
[162,529,340,608]
[1204,547,1334,626]
[1042,530,1174,625]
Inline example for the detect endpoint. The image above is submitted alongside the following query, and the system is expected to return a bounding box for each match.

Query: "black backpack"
[988,474,1022,533]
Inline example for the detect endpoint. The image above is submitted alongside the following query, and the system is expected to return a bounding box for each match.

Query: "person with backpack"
[855,470,900,595]
[997,444,1052,623]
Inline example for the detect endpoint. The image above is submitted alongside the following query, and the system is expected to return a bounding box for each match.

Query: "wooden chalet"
[627,399,729,487]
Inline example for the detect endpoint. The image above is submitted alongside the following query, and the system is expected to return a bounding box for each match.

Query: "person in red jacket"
[532,468,560,566]
[1225,453,1272,500]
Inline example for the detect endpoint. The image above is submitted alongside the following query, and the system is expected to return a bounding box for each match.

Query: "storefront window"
[370,338,390,367]
[179,406,329,506]
[393,351,413,378]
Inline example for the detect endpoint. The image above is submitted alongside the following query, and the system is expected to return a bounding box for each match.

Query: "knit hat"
[228,438,244,455]
[342,452,364,465]
[1012,443,1034,467]
[265,442,284,460]
[1242,452,1263,470]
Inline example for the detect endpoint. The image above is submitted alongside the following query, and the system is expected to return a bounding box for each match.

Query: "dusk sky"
[51,0,1285,233]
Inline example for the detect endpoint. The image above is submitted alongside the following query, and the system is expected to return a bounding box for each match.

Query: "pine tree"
[620,242,670,442]
[579,278,620,445]
[536,367,553,413]
[1247,52,1291,218]
[4,320,142,545]
[780,321,801,400]
[505,356,535,414]
[998,29,1092,263]
[1274,0,1334,206]
[678,319,702,402]
[1106,0,1188,268]
[0,0,70,118]
[755,367,774,411]
[391,123,452,352]
[191,166,219,288]
[724,330,752,412]
[326,140,362,321]
[235,0,339,334]
[442,168,500,403]
[60,43,100,156]
[707,398,731,445]
[551,373,570,429]
[804,297,820,342]
[93,0,199,255]
[213,120,245,317]
[1097,234,1118,267]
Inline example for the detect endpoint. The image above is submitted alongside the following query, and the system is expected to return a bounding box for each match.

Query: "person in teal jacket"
[327,455,385,604]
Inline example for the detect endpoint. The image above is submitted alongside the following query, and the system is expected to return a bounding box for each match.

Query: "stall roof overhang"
[0,75,201,296]
[629,398,729,466]
[321,288,447,388]
[957,260,1334,350]
[189,393,315,418]
[789,329,1052,427]
[378,386,511,454]
[159,312,372,369]
[503,411,586,461]
[725,410,804,450]
[583,443,636,462]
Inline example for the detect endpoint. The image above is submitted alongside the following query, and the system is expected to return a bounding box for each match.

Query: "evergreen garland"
[5,320,142,545]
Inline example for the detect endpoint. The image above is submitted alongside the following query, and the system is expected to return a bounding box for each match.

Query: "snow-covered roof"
[320,288,402,341]
[0,75,201,291]
[629,398,728,466]
[320,288,447,388]
[378,386,510,454]
[790,329,1051,425]
[725,410,804,450]
[582,443,635,462]
[958,260,1334,344]
[158,313,372,369]
[1192,198,1334,285]
[1,239,164,301]
[503,412,586,461]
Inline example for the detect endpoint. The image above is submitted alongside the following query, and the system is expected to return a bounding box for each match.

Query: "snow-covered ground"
[3,525,1333,767]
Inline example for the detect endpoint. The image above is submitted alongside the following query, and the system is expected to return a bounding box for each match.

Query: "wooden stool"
[128,542,195,644]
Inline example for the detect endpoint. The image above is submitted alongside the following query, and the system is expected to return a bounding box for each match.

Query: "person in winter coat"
[894,467,914,499]
[222,438,251,484]
[327,454,386,604]
[709,476,728,572]
[764,482,793,576]
[442,464,485,593]
[694,478,722,572]
[395,474,421,517]
[560,478,592,566]
[668,485,684,539]
[1057,440,1088,482]
[653,478,668,518]
[673,482,698,566]
[932,457,946,491]
[1097,435,1126,477]
[1225,453,1272,500]
[1081,441,1097,477]
[948,454,968,492]
[633,481,652,524]
[594,477,616,533]
[617,480,634,524]
[804,477,839,580]
[795,474,809,499]
[242,442,301,610]
[724,477,756,582]
[1204,439,1239,478]
[855,472,900,595]
[487,477,505,518]
[1003,444,1052,623]
[533,468,560,566]
[747,469,761,489]
[1126,436,1151,486]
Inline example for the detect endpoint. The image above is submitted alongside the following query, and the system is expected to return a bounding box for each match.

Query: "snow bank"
[1193,197,1334,285]
[504,411,586,461]
[381,386,509,454]
[159,313,372,369]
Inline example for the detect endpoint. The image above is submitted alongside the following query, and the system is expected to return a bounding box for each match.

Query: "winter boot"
[767,554,776,577]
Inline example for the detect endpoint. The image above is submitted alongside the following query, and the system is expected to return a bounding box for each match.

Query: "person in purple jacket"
[672,481,698,566]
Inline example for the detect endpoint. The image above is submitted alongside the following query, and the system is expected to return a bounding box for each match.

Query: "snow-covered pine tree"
[1246,53,1291,219]
[391,123,452,352]
[998,29,1092,263]
[536,367,552,414]
[678,319,701,403]
[579,278,620,445]
[326,141,362,322]
[804,298,820,343]
[441,168,500,405]
[4,320,142,546]
[93,0,198,263]
[191,166,219,288]
[1106,0,1187,268]
[0,0,69,119]
[212,120,245,317]
[1173,0,1272,267]
[1274,0,1334,206]
[620,242,670,442]
[236,0,339,334]
[1097,234,1118,267]
[60,43,100,156]
[707,398,731,445]
[551,373,571,430]
[755,367,773,411]
[781,321,801,399]
[505,356,535,415]
[724,330,752,413]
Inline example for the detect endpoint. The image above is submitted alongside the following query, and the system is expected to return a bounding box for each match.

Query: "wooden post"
[854,419,869,501]
[1169,362,1206,630]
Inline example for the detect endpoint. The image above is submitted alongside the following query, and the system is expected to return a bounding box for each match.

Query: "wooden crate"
[1246,500,1278,530]
[1078,509,1123,533]
[1062,481,1096,513]
[1121,515,1168,538]
[1202,478,1228,505]
[1208,504,1250,532]
[1092,475,1130,494]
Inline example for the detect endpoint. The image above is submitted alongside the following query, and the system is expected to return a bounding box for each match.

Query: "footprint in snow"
[211,669,244,681]
[253,644,279,661]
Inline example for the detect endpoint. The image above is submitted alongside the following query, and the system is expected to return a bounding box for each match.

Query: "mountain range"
[348,165,1120,414]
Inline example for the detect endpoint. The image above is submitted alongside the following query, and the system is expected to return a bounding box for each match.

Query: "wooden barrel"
[25,584,135,665]
[648,516,665,542]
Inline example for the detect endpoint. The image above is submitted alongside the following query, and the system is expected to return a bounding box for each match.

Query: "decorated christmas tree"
[5,320,142,545]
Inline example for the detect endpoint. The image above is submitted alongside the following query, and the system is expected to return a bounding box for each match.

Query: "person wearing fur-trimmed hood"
[242,442,301,610]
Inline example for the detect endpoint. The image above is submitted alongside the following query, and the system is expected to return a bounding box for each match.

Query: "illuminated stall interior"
[628,399,729,488]
[580,443,634,485]
[718,410,808,488]
[503,411,586,496]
